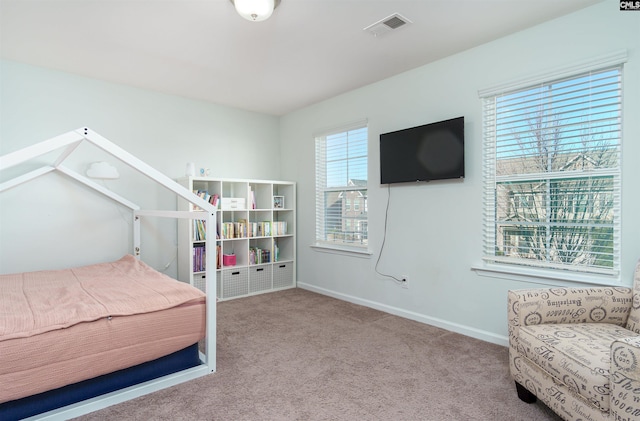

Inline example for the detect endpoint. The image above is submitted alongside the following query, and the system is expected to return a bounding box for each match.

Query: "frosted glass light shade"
[233,0,275,22]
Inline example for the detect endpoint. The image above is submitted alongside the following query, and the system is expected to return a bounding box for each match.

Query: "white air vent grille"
[364,13,412,37]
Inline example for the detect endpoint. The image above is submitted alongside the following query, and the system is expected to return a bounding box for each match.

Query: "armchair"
[508,260,640,421]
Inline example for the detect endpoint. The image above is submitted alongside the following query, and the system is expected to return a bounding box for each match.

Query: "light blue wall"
[1,1,638,344]
[279,1,640,344]
[0,61,280,274]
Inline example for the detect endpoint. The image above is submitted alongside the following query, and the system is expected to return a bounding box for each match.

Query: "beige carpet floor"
[74,288,562,421]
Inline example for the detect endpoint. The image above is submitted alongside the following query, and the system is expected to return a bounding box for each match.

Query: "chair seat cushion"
[519,323,635,411]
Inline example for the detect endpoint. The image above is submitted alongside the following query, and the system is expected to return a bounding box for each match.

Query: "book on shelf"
[222,221,248,239]
[256,221,271,237]
[193,219,224,241]
[249,247,271,265]
[222,222,234,239]
[236,219,248,238]
[192,243,206,272]
[248,222,258,238]
[192,190,219,210]
[193,220,206,241]
[249,188,257,209]
[272,221,287,236]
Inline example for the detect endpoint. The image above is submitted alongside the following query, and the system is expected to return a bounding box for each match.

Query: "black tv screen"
[380,116,464,184]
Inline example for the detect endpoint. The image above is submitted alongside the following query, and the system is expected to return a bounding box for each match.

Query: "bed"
[0,128,217,420]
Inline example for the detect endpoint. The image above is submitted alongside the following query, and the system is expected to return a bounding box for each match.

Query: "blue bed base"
[0,343,201,421]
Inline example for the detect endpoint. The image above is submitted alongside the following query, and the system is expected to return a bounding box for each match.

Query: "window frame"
[314,120,369,255]
[477,52,627,284]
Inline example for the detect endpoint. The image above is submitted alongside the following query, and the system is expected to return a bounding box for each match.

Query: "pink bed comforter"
[0,254,205,341]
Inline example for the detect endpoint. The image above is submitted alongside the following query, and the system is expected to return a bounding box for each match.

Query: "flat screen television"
[379,116,464,184]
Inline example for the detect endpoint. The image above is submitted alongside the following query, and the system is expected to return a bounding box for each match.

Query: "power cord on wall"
[374,184,407,286]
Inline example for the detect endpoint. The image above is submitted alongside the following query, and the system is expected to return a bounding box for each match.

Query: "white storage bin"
[193,273,206,293]
[222,267,248,298]
[249,264,272,293]
[273,262,294,289]
[221,197,246,210]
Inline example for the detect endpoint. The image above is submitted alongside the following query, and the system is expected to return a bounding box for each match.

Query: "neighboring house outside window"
[480,61,623,277]
[315,123,368,250]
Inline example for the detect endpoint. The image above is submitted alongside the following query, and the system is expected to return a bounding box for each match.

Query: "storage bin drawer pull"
[279,265,286,268]
[257,268,264,272]
[232,271,240,275]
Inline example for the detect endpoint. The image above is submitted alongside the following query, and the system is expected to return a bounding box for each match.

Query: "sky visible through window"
[325,127,368,187]
[495,68,620,165]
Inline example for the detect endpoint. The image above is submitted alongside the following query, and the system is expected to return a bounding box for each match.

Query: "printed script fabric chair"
[508,259,640,421]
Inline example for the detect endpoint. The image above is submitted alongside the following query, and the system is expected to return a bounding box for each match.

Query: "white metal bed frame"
[0,127,217,420]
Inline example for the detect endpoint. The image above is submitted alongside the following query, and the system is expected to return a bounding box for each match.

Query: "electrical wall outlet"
[401,276,409,288]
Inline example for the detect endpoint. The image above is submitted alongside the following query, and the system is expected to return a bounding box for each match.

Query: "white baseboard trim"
[297,283,509,347]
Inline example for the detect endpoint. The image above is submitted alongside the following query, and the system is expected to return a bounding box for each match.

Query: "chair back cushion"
[625,259,640,333]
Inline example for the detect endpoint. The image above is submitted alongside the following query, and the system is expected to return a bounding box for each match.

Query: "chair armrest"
[610,337,640,419]
[508,286,632,329]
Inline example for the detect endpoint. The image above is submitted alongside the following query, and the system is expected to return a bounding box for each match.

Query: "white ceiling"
[1,0,602,116]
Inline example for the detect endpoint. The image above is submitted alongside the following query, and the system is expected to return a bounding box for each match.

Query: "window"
[481,63,622,276]
[315,122,368,250]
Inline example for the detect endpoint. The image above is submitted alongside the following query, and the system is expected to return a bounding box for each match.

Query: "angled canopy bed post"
[0,128,217,420]
[132,208,217,364]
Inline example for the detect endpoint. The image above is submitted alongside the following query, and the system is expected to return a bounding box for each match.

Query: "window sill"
[310,244,372,258]
[471,263,621,287]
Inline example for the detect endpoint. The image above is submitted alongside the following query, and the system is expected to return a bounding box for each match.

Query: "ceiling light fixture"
[230,0,281,22]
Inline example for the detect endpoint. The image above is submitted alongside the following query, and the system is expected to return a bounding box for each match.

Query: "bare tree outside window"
[484,66,621,274]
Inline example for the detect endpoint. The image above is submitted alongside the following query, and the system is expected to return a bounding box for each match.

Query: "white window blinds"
[315,122,368,249]
[481,64,622,275]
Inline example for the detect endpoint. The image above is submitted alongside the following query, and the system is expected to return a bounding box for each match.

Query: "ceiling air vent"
[364,13,412,37]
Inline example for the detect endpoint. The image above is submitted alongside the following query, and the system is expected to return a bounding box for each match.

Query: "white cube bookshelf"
[177,177,296,300]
